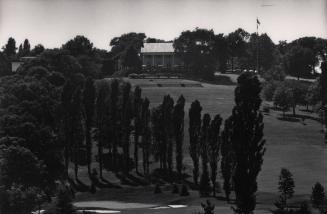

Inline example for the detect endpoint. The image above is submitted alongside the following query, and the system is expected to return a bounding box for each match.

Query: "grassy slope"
[73,77,326,212]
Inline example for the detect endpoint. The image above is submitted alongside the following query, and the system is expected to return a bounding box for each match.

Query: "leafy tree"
[311,182,326,208]
[208,114,222,197]
[273,85,293,117]
[62,35,93,56]
[286,80,308,116]
[17,44,23,57]
[319,61,327,106]
[22,39,31,56]
[46,188,76,214]
[122,46,142,72]
[262,64,286,82]
[31,44,45,56]
[110,32,145,72]
[213,34,229,73]
[110,32,146,55]
[201,200,215,214]
[174,28,216,79]
[189,100,202,185]
[320,61,327,128]
[262,81,280,101]
[284,45,315,79]
[0,184,41,214]
[83,77,96,176]
[277,168,295,209]
[226,28,249,72]
[227,72,266,214]
[305,82,320,110]
[0,52,11,76]
[199,113,211,196]
[173,95,185,180]
[2,37,17,59]
[101,58,115,77]
[0,145,45,188]
[145,37,165,43]
[246,33,277,72]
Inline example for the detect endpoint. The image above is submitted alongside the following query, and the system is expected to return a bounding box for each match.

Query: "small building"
[140,43,183,68]
[11,56,37,72]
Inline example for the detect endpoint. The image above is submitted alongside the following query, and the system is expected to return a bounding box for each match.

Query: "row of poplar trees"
[188,72,266,214]
[60,78,188,181]
[60,72,266,214]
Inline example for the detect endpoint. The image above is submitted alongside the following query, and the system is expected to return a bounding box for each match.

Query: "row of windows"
[142,55,182,66]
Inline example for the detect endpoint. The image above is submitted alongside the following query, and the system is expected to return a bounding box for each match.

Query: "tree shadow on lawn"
[150,168,192,185]
[68,177,90,193]
[277,113,321,123]
[126,173,151,186]
[115,173,140,186]
[91,176,121,189]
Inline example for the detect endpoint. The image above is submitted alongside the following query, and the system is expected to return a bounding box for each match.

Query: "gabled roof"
[141,43,174,53]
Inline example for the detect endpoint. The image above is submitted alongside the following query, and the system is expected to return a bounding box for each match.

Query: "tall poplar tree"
[121,82,133,175]
[141,98,151,175]
[83,77,95,176]
[199,113,211,196]
[173,95,185,180]
[133,86,142,173]
[227,72,266,214]
[189,100,202,185]
[208,114,222,197]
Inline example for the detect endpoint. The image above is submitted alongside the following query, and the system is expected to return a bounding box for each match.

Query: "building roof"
[141,42,174,53]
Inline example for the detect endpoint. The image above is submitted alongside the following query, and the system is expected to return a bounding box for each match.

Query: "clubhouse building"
[140,42,183,68]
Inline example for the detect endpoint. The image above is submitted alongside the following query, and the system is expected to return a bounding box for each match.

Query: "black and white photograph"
[0,0,326,213]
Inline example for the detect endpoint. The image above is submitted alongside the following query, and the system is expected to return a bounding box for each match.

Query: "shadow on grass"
[281,113,321,123]
[68,177,89,193]
[115,173,139,186]
[277,116,300,122]
[126,174,151,186]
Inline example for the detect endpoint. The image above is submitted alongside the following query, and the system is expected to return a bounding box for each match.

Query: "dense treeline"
[1,30,326,79]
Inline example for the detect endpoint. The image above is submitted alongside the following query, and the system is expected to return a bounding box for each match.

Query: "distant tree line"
[1,30,326,80]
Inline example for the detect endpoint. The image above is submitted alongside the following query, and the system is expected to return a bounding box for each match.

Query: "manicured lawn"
[72,77,326,213]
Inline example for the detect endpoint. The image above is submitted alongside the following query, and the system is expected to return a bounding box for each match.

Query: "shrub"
[172,184,179,194]
[311,182,326,208]
[201,200,215,214]
[154,184,162,194]
[180,184,190,196]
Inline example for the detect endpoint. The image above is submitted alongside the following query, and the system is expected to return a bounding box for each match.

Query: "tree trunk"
[292,105,296,116]
[212,182,216,197]
[123,135,130,176]
[134,134,139,173]
[86,124,92,177]
[143,146,146,175]
[64,146,69,178]
[74,161,78,180]
[98,139,103,179]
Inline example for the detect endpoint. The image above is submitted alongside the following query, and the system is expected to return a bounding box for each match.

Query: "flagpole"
[256,18,259,73]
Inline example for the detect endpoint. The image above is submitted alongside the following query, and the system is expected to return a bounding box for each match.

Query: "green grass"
[72,77,326,212]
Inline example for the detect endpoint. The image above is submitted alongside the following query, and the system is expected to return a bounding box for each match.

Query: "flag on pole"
[257,18,261,25]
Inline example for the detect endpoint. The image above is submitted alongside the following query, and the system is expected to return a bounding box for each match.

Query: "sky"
[0,0,326,50]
